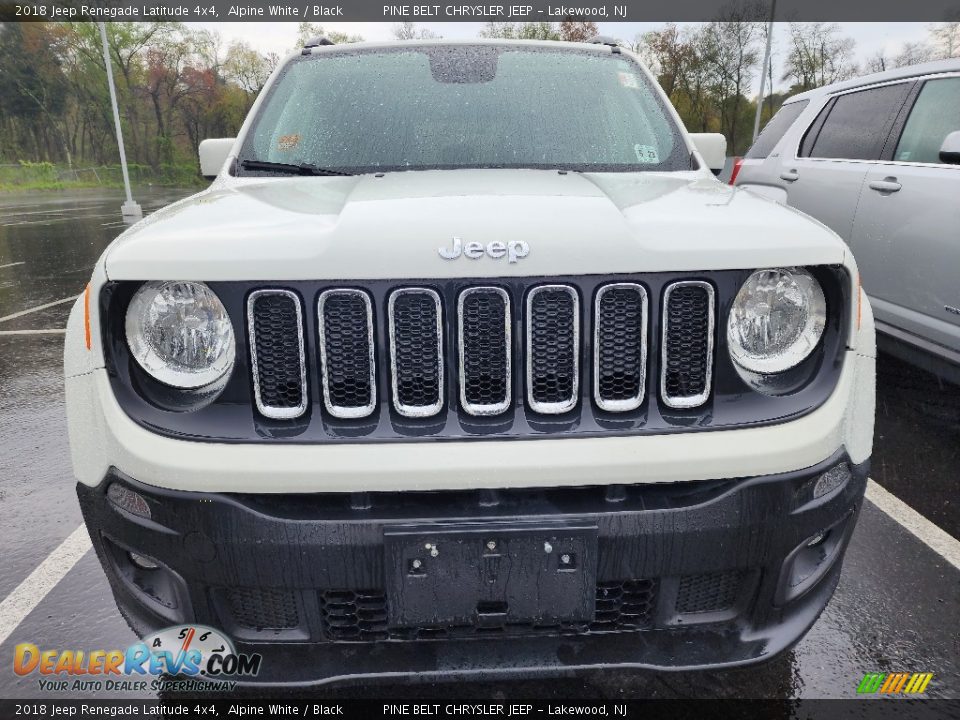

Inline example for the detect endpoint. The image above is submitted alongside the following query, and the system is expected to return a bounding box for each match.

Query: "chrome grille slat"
[526,285,579,415]
[388,288,444,418]
[660,281,715,409]
[318,289,376,419]
[247,289,307,420]
[458,286,511,416]
[594,283,648,412]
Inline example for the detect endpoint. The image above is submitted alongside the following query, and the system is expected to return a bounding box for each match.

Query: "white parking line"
[0,329,66,336]
[0,525,91,647]
[0,295,77,324]
[0,261,25,270]
[867,479,960,571]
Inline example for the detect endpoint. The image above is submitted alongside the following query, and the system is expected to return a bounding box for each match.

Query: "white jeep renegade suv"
[64,38,876,684]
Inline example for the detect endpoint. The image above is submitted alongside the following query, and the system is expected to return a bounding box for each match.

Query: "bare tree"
[559,20,598,43]
[700,11,764,155]
[782,23,857,92]
[294,22,364,49]
[224,40,277,111]
[479,22,560,40]
[930,21,960,58]
[392,22,440,41]
[864,50,889,74]
[895,41,935,67]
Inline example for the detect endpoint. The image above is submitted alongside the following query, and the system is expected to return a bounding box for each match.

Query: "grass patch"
[0,161,205,193]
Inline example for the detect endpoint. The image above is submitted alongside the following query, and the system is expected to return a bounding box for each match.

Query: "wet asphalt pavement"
[0,187,958,701]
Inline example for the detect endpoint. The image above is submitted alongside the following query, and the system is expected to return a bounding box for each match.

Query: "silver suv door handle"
[779,169,799,182]
[868,178,902,193]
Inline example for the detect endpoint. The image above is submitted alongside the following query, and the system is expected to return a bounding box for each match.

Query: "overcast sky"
[197,21,934,95]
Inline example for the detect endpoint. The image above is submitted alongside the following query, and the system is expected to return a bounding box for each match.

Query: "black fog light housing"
[776,511,854,606]
[102,536,189,624]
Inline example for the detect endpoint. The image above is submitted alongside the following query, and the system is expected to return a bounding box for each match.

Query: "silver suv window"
[744,100,808,159]
[800,83,913,161]
[239,45,689,174]
[894,77,960,164]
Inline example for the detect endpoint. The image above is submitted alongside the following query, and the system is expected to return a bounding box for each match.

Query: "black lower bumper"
[76,450,868,686]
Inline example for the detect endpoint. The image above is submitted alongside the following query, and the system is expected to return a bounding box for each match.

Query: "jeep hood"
[104,169,847,280]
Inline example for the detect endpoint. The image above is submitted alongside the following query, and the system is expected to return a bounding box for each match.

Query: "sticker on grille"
[458,287,511,416]
[526,285,579,414]
[388,288,444,418]
[661,281,714,409]
[247,290,307,420]
[594,283,648,412]
[318,289,376,418]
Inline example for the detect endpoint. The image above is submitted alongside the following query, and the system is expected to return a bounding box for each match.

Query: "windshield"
[238,44,690,175]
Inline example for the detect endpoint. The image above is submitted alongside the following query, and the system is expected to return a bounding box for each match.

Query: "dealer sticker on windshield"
[634,144,659,164]
[618,71,639,89]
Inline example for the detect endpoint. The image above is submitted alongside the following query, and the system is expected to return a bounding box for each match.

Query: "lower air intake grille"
[318,580,657,642]
[388,289,443,417]
[318,290,376,418]
[226,587,299,630]
[594,284,647,411]
[247,290,306,420]
[675,570,743,614]
[320,589,389,641]
[592,578,657,630]
[459,287,511,416]
[527,285,579,414]
[661,281,714,409]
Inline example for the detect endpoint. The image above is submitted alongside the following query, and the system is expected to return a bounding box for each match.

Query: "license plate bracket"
[384,522,598,629]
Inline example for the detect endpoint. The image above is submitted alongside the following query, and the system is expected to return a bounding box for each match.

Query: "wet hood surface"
[104,169,846,281]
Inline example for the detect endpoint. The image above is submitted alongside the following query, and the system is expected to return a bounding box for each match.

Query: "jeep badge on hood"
[439,237,530,263]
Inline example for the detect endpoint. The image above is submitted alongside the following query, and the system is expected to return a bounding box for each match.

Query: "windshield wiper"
[239,159,353,176]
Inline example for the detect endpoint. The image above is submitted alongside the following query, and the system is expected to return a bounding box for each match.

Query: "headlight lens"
[727,268,826,374]
[125,281,235,388]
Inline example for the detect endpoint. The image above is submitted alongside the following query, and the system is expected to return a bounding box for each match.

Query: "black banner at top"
[1,0,960,22]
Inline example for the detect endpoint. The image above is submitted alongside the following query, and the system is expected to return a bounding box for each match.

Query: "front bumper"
[78,451,867,686]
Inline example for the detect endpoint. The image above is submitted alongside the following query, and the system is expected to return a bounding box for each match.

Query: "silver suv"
[734,60,960,385]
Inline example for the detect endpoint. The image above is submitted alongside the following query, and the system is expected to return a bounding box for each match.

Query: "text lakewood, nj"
[35,3,623,20]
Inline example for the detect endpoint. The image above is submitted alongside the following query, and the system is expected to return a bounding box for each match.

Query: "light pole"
[752,0,777,144]
[98,22,142,221]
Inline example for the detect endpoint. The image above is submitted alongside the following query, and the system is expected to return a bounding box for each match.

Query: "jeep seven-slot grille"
[318,289,376,418]
[246,280,718,422]
[388,289,444,417]
[247,290,307,420]
[594,284,647,412]
[661,281,715,408]
[526,285,579,414]
[459,287,511,416]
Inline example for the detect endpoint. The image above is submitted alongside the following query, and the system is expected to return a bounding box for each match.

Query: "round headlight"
[727,268,826,375]
[125,281,235,389]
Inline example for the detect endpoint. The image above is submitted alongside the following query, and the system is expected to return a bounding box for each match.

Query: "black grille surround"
[101,268,850,444]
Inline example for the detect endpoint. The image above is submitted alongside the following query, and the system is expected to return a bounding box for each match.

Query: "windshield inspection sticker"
[277,134,301,151]
[634,144,659,164]
[618,72,639,89]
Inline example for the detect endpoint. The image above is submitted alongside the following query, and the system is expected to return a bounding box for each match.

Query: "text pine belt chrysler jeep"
[65,39,876,684]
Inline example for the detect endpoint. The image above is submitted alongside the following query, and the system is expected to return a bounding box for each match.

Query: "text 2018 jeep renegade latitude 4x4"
[65,39,875,684]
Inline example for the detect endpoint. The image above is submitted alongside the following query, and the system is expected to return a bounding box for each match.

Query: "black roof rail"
[302,36,335,55]
[587,35,622,53]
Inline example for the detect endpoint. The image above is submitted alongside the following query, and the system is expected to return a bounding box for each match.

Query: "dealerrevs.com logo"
[14,625,262,693]
[857,672,934,695]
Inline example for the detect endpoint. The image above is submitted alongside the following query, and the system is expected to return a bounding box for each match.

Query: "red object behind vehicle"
[729,157,744,185]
